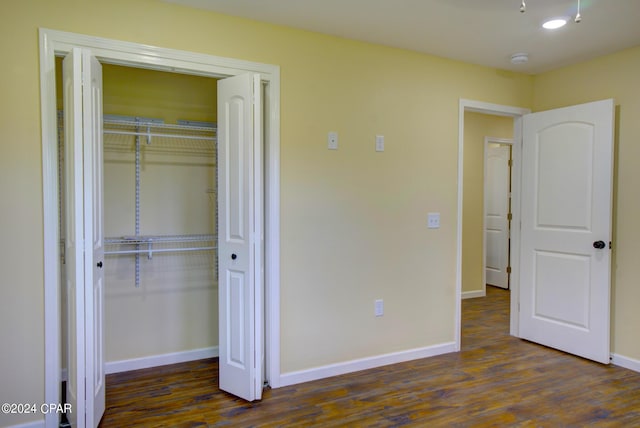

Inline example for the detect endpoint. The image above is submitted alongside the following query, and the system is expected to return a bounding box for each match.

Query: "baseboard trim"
[611,353,640,373]
[105,346,219,374]
[5,419,44,428]
[462,290,486,299]
[278,342,457,387]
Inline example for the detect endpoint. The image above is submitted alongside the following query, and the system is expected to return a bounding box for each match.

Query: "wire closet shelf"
[102,115,218,286]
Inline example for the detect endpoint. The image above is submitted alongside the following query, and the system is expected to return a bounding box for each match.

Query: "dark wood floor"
[98,287,640,427]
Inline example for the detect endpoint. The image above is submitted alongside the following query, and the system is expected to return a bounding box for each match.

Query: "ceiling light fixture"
[519,0,583,23]
[542,18,568,30]
[575,0,582,23]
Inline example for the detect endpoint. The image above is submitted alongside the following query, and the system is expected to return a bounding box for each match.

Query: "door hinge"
[507,213,513,221]
[508,159,513,167]
[506,266,512,274]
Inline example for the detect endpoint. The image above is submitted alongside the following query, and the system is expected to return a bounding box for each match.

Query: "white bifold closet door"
[217,73,264,401]
[63,47,106,427]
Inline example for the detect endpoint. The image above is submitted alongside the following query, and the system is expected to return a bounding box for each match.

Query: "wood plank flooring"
[98,287,640,427]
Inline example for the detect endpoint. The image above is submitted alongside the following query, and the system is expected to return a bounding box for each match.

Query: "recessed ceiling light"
[543,18,568,29]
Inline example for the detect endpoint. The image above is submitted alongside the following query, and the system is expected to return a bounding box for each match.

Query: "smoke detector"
[510,53,529,64]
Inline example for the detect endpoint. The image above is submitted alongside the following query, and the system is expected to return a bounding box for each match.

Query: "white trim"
[462,290,486,299]
[611,353,640,373]
[5,420,44,428]
[40,28,281,428]
[457,99,531,353]
[483,137,514,294]
[279,342,457,387]
[105,347,219,375]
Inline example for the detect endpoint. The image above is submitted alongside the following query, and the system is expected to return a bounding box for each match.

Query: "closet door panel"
[218,72,263,402]
[63,47,105,428]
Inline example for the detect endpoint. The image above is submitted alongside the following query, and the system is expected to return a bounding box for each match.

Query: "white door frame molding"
[483,136,514,293]
[456,99,530,349]
[39,28,281,427]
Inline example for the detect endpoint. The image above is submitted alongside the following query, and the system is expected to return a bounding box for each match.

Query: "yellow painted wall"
[0,1,535,425]
[462,112,513,294]
[533,45,640,364]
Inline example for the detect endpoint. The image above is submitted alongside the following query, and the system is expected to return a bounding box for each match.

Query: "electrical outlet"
[427,212,440,229]
[375,299,384,317]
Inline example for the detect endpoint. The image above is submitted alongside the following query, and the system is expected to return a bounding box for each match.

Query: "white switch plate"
[375,299,384,317]
[375,135,384,152]
[427,212,440,229]
[328,132,338,150]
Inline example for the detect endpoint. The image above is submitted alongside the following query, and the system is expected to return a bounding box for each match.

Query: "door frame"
[39,28,281,427]
[456,99,530,348]
[483,136,514,292]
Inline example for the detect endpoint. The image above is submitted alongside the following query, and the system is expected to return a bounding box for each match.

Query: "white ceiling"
[164,0,640,74]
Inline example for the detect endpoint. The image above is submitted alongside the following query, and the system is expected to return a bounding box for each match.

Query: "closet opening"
[54,59,266,423]
[41,29,281,428]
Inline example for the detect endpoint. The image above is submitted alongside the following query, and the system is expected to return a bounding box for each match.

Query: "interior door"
[519,99,614,364]
[217,73,264,401]
[485,142,511,289]
[63,47,106,427]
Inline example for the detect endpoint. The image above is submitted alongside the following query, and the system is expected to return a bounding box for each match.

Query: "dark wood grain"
[99,287,640,427]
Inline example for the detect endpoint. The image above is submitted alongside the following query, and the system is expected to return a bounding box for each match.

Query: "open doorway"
[455,99,530,350]
[457,97,616,365]
[461,112,514,298]
[40,29,281,428]
[56,59,226,426]
[55,58,223,386]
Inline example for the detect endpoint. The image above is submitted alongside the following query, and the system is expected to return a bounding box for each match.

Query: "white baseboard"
[278,342,457,387]
[5,419,44,428]
[105,346,219,374]
[611,353,640,373]
[462,290,486,299]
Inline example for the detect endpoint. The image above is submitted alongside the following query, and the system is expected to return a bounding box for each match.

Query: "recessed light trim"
[543,18,568,29]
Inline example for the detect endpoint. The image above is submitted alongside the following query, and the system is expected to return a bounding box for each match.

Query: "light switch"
[376,135,384,152]
[375,299,384,317]
[427,212,440,229]
[328,132,338,150]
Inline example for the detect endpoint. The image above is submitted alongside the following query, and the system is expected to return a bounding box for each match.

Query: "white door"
[519,99,614,364]
[217,73,264,401]
[485,142,511,289]
[63,48,106,427]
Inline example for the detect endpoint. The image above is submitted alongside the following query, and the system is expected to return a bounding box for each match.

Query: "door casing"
[39,28,281,428]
